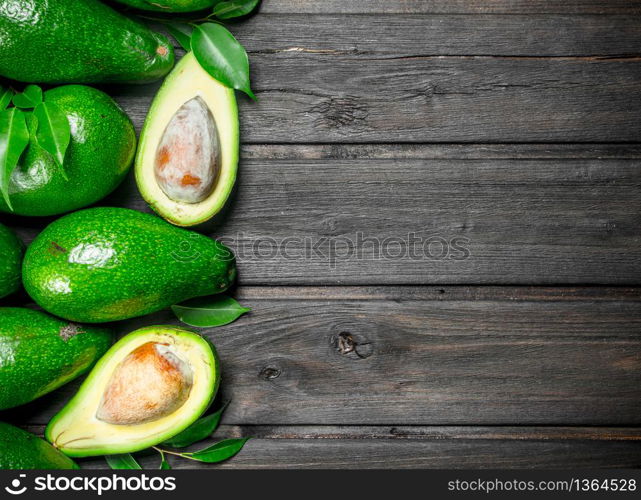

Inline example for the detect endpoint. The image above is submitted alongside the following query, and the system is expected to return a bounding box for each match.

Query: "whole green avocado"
[0,86,136,216]
[112,0,219,12]
[0,223,23,298]
[0,422,78,469]
[0,0,174,83]
[23,207,237,323]
[0,308,113,410]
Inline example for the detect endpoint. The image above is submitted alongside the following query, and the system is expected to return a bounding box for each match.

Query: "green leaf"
[0,108,30,211]
[34,101,71,179]
[0,86,13,111]
[185,438,250,463]
[105,454,142,470]
[167,22,194,52]
[158,451,172,470]
[191,23,256,100]
[172,296,250,327]
[12,85,43,109]
[213,0,260,19]
[162,402,229,448]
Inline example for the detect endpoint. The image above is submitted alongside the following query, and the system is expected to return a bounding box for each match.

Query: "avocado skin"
[0,422,78,469]
[0,86,136,217]
[112,0,219,12]
[0,308,113,410]
[23,207,237,323]
[0,224,23,298]
[0,0,174,84]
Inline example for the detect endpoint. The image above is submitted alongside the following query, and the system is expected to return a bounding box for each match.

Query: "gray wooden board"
[8,145,641,285]
[23,425,641,469]
[111,55,641,144]
[7,287,641,427]
[258,0,641,15]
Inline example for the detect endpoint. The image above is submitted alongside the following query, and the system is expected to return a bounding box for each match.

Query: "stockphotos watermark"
[3,473,176,496]
[171,232,472,268]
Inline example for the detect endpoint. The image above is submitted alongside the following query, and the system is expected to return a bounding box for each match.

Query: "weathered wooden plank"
[113,55,641,143]
[9,286,641,426]
[230,15,641,57]
[258,0,641,15]
[22,425,641,469]
[5,146,641,285]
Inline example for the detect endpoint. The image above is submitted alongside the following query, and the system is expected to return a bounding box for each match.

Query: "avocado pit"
[154,97,219,204]
[96,342,193,425]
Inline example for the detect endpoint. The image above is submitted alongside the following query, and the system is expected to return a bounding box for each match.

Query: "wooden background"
[4,0,641,468]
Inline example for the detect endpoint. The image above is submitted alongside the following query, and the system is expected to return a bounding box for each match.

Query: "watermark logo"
[5,475,27,495]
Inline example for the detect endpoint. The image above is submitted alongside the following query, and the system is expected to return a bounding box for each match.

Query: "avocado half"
[135,52,239,226]
[46,326,220,457]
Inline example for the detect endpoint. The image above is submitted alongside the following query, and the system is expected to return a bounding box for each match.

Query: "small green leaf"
[167,22,194,52]
[0,108,30,211]
[191,23,256,99]
[163,402,229,448]
[172,296,250,327]
[0,86,13,111]
[185,438,250,463]
[158,451,172,470]
[213,0,260,19]
[105,454,142,470]
[12,85,43,109]
[34,101,71,178]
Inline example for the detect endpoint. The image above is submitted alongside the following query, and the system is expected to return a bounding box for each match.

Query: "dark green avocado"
[23,207,237,323]
[0,422,78,469]
[0,0,174,84]
[0,223,23,298]
[112,0,219,12]
[0,86,136,216]
[0,308,113,410]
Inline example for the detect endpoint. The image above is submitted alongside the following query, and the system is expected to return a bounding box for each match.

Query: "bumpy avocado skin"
[112,0,219,12]
[0,308,113,410]
[0,86,136,217]
[23,207,237,323]
[0,0,174,83]
[0,224,23,298]
[0,422,78,469]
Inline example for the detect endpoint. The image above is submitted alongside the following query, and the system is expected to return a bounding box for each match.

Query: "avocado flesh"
[0,86,136,216]
[46,326,219,457]
[0,422,78,469]
[22,207,237,323]
[0,0,174,84]
[112,0,219,12]
[0,224,23,298]
[136,52,239,226]
[0,308,113,410]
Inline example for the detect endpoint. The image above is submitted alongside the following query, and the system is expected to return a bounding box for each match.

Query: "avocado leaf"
[105,454,142,470]
[12,85,43,110]
[213,0,261,19]
[191,23,256,100]
[33,101,71,178]
[0,108,30,211]
[158,451,172,470]
[184,438,250,463]
[0,86,13,111]
[172,296,250,327]
[167,22,194,52]
[162,402,229,448]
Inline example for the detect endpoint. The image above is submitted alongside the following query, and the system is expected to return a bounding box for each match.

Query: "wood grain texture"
[258,0,641,15]
[23,425,641,469]
[5,145,641,285]
[8,286,641,427]
[232,14,641,56]
[112,55,641,143]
